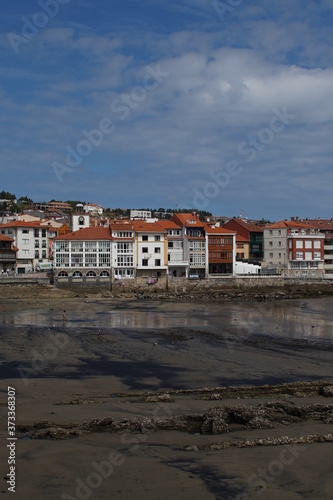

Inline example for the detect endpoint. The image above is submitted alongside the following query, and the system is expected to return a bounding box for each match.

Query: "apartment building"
[264,220,325,276]
[159,220,188,277]
[0,220,53,272]
[263,222,289,272]
[172,213,206,278]
[172,213,236,277]
[0,235,18,273]
[205,226,236,275]
[223,218,264,263]
[54,226,112,277]
[110,221,135,279]
[133,220,168,281]
[304,219,333,275]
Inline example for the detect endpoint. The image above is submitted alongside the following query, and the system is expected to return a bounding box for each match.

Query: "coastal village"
[0,196,332,285]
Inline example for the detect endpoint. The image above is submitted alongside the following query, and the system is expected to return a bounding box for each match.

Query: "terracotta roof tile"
[0,235,15,242]
[54,227,111,241]
[132,221,167,232]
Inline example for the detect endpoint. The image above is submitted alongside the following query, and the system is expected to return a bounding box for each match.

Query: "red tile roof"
[302,219,333,231]
[0,235,15,242]
[172,213,205,227]
[132,221,167,233]
[265,220,318,230]
[0,221,45,229]
[157,220,182,230]
[225,218,263,232]
[110,222,134,231]
[54,227,112,241]
[236,234,249,242]
[205,225,236,234]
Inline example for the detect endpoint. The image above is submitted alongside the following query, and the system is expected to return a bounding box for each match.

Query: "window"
[22,229,29,234]
[142,247,148,253]
[71,242,83,252]
[35,240,39,248]
[278,241,281,247]
[142,259,148,266]
[58,271,68,277]
[314,252,321,259]
[117,256,133,267]
[42,250,46,258]
[314,240,321,249]
[279,253,282,258]
[278,230,282,235]
[269,241,273,247]
[305,252,312,261]
[168,242,173,249]
[73,271,83,277]
[311,262,318,268]
[155,247,161,253]
[100,271,110,277]
[35,250,39,258]
[142,235,148,241]
[56,254,69,267]
[305,240,312,249]
[98,241,110,252]
[41,229,46,237]
[34,229,39,237]
[155,259,161,266]
[71,253,83,266]
[115,269,134,279]
[85,254,97,267]
[154,235,161,241]
[269,230,273,235]
[296,240,303,249]
[296,252,303,260]
[42,240,47,248]
[117,243,133,253]
[98,253,110,267]
[269,253,273,258]
[85,242,97,252]
[189,241,205,251]
[86,271,96,277]
[58,241,69,251]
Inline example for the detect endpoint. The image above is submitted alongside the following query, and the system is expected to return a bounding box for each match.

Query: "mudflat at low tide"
[0,296,332,499]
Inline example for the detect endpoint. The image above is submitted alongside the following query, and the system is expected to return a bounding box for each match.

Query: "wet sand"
[0,296,333,499]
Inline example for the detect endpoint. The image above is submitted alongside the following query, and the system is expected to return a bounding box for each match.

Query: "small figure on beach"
[62,310,66,321]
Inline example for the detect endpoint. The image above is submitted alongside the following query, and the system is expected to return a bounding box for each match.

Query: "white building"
[110,222,135,280]
[130,209,152,220]
[72,212,90,232]
[133,220,167,280]
[0,221,52,272]
[84,203,104,216]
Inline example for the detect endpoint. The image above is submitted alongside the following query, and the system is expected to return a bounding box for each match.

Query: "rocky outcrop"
[18,400,333,440]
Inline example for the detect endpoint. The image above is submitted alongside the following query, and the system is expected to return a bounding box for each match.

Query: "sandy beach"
[0,294,332,499]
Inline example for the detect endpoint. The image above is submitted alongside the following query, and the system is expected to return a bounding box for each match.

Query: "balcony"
[168,260,188,266]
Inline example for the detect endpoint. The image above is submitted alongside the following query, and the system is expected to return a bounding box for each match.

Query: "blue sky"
[1,0,333,219]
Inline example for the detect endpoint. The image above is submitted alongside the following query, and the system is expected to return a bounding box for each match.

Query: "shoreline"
[0,280,333,302]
